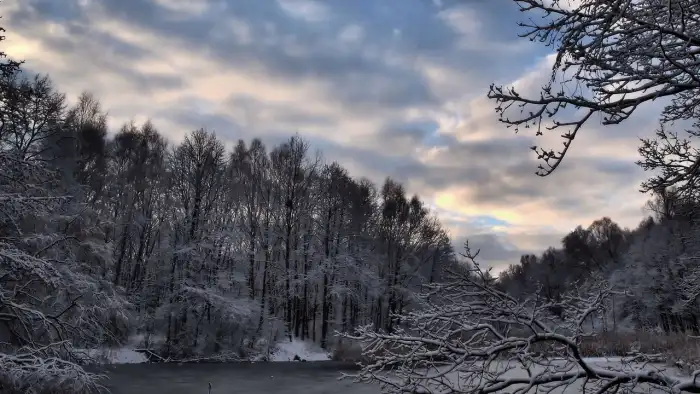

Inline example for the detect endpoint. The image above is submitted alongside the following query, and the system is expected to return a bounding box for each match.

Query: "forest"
[0,35,459,389]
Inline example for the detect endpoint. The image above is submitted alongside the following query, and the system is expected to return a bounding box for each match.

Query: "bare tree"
[638,124,700,203]
[269,136,317,341]
[488,0,700,176]
[60,91,109,201]
[2,75,65,161]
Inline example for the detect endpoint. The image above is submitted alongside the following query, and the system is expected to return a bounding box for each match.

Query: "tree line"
[498,185,700,336]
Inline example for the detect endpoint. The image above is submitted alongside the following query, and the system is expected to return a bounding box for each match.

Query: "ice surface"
[95,357,695,394]
[97,362,375,394]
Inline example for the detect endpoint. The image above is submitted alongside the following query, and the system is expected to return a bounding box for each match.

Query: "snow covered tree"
[0,44,129,394]
[488,0,700,176]
[346,244,700,394]
[268,136,318,341]
[157,128,258,357]
[0,10,457,363]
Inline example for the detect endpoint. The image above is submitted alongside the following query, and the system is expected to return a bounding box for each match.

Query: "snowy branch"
[344,243,700,394]
[488,0,700,176]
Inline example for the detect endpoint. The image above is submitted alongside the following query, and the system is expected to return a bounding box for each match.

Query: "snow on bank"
[269,339,330,362]
[76,348,148,364]
[77,337,329,364]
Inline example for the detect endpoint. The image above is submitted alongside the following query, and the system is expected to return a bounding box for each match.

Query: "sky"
[1,0,667,273]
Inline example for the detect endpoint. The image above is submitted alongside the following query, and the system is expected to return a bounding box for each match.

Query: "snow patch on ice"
[270,338,330,362]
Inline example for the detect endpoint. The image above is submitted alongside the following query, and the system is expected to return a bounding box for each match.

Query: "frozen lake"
[92,358,691,394]
[95,361,379,394]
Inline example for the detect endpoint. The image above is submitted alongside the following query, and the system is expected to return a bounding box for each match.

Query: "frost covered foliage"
[0,351,105,394]
[498,196,700,337]
[0,150,128,393]
[100,128,455,359]
[0,45,127,394]
[611,217,700,333]
[346,246,700,394]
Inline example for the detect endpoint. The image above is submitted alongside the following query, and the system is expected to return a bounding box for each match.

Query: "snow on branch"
[0,344,105,394]
[344,242,700,394]
[488,0,700,176]
[0,143,128,391]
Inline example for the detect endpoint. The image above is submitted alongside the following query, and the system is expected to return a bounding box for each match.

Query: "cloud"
[276,0,330,23]
[1,0,667,271]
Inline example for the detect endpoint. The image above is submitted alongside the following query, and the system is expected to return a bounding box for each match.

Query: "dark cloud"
[360,119,444,156]
[8,0,536,114]
[149,100,324,151]
[449,232,528,270]
[11,0,88,23]
[464,233,525,261]
[8,2,184,95]
[12,0,441,111]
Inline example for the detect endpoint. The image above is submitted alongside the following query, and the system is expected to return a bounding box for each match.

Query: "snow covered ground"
[269,338,331,362]
[76,347,149,364]
[77,337,330,365]
[75,335,149,364]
